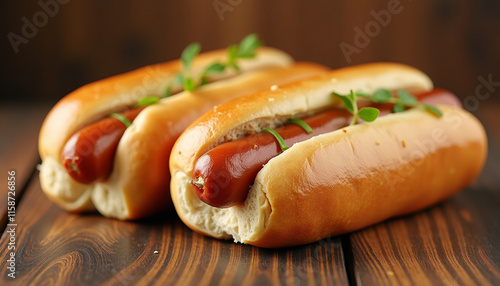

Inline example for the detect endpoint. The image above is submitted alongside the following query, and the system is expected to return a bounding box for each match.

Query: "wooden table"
[1,103,499,285]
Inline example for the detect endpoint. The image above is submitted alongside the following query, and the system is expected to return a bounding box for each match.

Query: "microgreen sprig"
[226,33,262,69]
[109,113,132,128]
[107,35,262,128]
[134,96,160,107]
[332,90,380,126]
[333,88,442,126]
[262,128,288,151]
[174,34,263,92]
[287,118,313,134]
[179,42,201,91]
[358,89,442,117]
[263,118,313,152]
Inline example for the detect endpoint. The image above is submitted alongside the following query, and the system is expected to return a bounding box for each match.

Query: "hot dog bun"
[170,63,487,247]
[39,47,292,161]
[39,47,328,219]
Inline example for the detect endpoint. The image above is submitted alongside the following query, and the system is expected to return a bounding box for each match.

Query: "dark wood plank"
[350,188,500,285]
[3,1,500,105]
[349,103,500,285]
[0,175,349,285]
[0,104,50,229]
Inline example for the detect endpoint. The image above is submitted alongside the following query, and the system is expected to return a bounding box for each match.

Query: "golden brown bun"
[170,63,487,248]
[39,55,328,219]
[39,47,293,161]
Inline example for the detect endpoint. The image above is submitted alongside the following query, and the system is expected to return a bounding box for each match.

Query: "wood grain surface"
[0,176,348,285]
[0,103,499,285]
[0,104,49,228]
[350,189,500,285]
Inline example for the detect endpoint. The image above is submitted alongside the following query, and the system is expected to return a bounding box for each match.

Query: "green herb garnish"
[287,118,313,134]
[135,96,160,107]
[333,88,443,125]
[199,62,227,86]
[183,77,196,91]
[396,90,418,106]
[371,89,392,103]
[237,33,262,58]
[109,113,132,128]
[332,90,380,125]
[361,88,442,117]
[179,43,201,91]
[108,35,263,128]
[200,33,262,84]
[177,34,263,92]
[262,128,288,151]
[181,43,200,72]
[423,104,442,117]
[357,107,380,122]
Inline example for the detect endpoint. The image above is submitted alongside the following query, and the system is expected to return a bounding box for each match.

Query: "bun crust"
[39,57,328,219]
[169,63,487,247]
[39,47,293,161]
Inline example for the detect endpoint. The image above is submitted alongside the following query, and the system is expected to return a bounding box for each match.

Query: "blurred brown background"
[1,0,499,108]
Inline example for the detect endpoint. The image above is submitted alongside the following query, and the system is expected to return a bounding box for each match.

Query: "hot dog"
[170,63,487,248]
[191,89,462,208]
[39,40,329,219]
